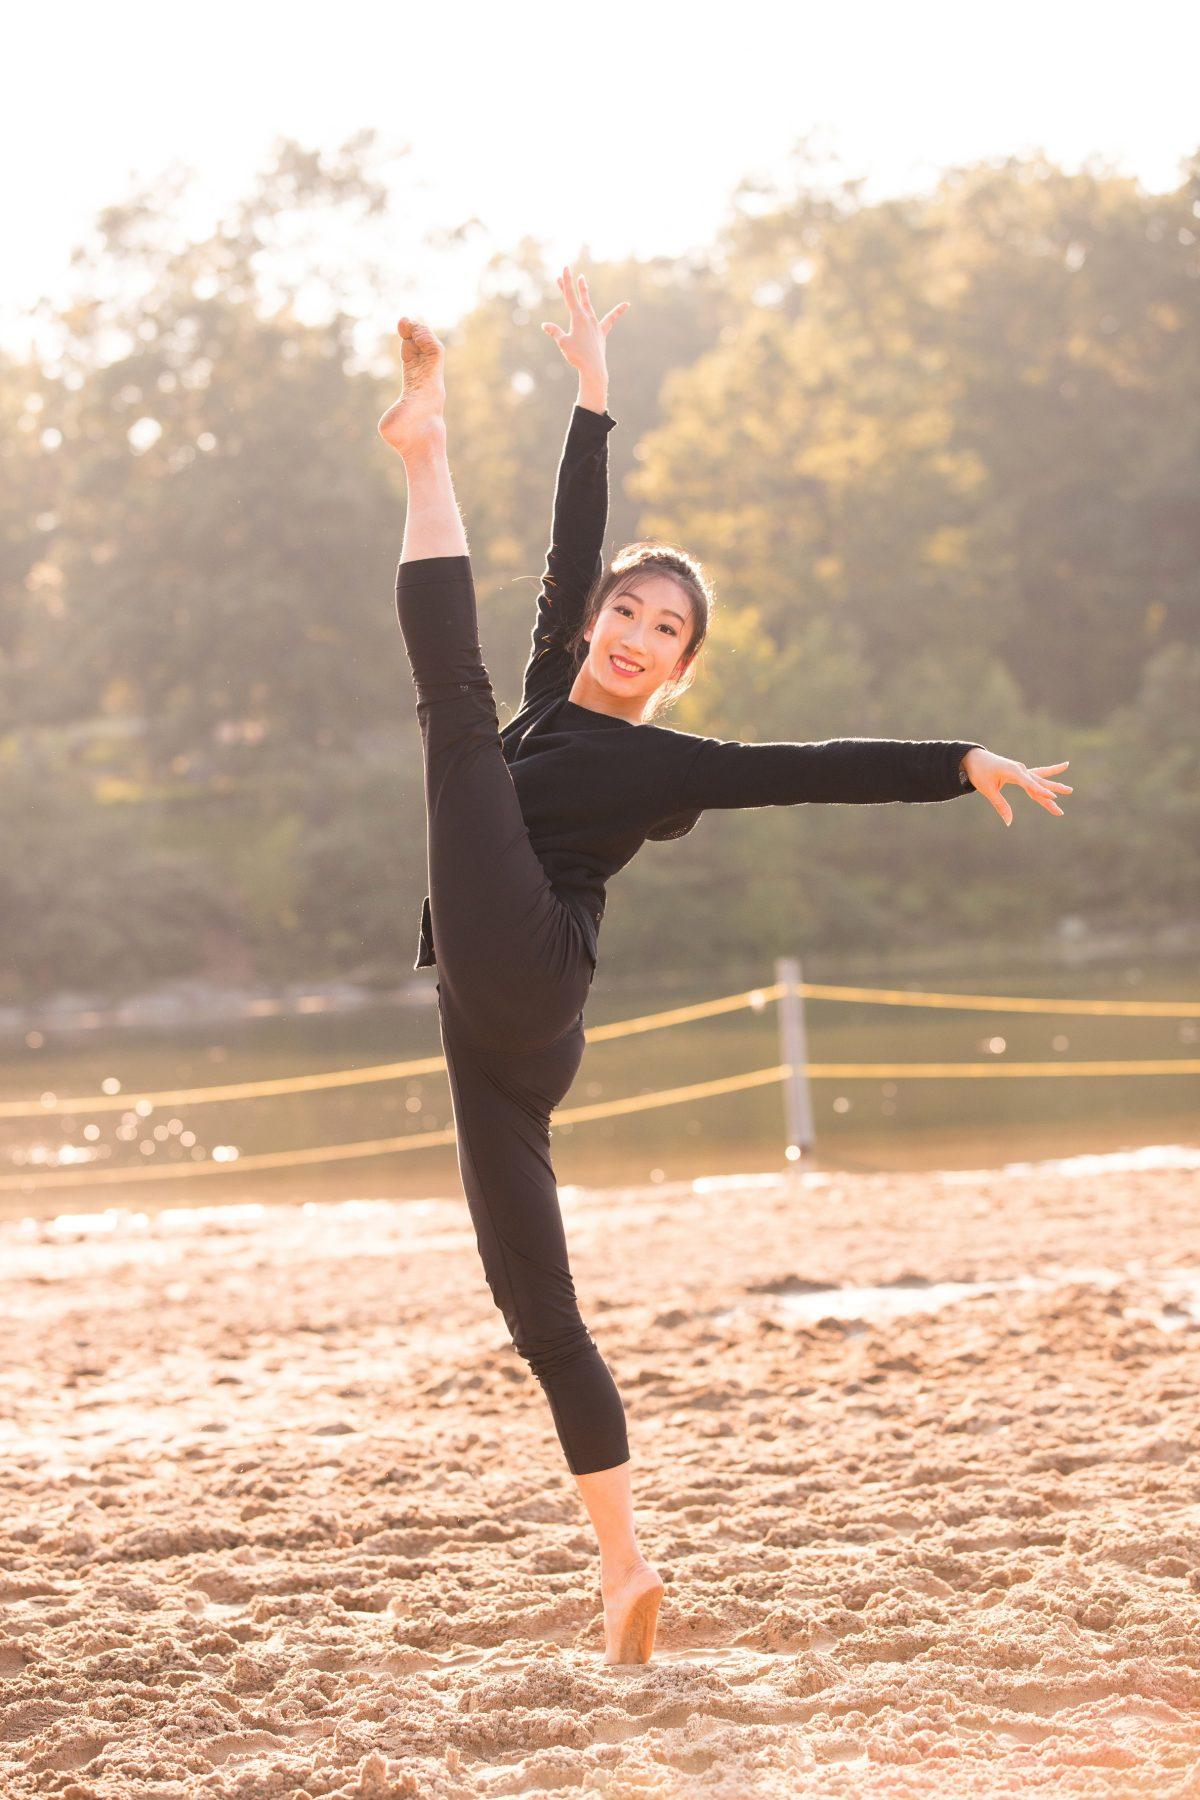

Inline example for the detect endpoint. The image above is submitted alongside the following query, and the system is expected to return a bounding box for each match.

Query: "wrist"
[577,373,609,414]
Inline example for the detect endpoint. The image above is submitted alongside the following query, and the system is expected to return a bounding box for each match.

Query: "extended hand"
[962,748,1072,827]
[541,265,630,378]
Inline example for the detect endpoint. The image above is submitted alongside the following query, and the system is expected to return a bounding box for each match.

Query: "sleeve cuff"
[953,743,983,791]
[572,404,617,433]
[395,553,473,591]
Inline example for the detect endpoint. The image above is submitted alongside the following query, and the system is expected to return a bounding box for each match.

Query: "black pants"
[396,554,629,1477]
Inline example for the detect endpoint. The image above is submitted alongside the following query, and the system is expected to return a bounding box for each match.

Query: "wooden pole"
[775,955,815,1161]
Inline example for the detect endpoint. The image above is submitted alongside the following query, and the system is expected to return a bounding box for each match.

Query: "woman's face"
[582,575,694,710]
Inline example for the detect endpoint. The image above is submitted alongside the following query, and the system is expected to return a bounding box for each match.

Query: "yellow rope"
[2,975,1195,1121]
[0,1052,449,1119]
[0,1123,458,1188]
[795,980,1200,1017]
[5,1056,1198,1192]
[555,1062,789,1120]
[582,982,784,1040]
[802,1059,1200,1078]
[0,1063,790,1189]
[0,983,785,1117]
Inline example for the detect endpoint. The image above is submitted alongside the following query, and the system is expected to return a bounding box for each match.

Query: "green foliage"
[276,743,426,975]
[633,150,1200,728]
[11,137,405,776]
[1069,645,1200,920]
[0,743,242,1000]
[2,136,1197,998]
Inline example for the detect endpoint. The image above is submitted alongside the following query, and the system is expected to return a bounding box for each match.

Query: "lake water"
[2,950,1196,1220]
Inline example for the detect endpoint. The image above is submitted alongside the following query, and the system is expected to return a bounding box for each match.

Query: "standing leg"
[437,1004,627,1474]
[438,1000,663,1663]
[438,1000,665,1656]
[577,1467,665,1665]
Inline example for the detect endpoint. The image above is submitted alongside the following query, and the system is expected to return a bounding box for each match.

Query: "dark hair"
[564,541,714,723]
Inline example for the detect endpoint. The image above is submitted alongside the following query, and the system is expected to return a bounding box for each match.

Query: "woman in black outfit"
[378,268,1072,1664]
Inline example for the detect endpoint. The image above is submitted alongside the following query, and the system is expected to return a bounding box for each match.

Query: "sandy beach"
[2,1152,1199,1797]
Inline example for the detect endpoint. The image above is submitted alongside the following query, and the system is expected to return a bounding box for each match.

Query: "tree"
[631,147,1200,730]
[21,135,422,776]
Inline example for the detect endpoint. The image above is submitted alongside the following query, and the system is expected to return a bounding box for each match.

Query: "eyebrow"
[613,590,687,626]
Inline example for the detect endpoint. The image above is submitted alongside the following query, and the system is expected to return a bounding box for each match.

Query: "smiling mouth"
[610,655,644,677]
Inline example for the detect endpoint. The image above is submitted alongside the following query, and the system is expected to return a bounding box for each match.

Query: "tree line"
[1,135,1196,999]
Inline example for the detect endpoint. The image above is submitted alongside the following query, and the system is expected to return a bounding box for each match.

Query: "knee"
[414,670,493,706]
[513,1319,597,1383]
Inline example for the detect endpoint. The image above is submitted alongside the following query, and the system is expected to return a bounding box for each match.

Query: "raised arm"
[519,266,631,711]
[519,400,617,709]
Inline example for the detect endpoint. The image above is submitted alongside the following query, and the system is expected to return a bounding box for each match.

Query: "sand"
[2,1155,1199,1798]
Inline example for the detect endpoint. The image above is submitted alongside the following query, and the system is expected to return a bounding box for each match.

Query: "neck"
[567,663,647,724]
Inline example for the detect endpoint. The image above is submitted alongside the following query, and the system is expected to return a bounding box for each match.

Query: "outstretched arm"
[519,267,631,710]
[673,735,1071,820]
[675,734,985,810]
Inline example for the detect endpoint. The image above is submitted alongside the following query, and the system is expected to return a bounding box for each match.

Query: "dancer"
[378,267,1072,1664]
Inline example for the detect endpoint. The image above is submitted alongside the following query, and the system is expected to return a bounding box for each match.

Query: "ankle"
[398,420,448,466]
[601,1551,652,1591]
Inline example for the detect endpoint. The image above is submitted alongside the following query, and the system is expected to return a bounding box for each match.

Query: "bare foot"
[601,1559,664,1665]
[377,316,447,457]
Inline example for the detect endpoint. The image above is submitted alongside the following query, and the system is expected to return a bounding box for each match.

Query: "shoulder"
[635,721,719,772]
[635,721,711,753]
[631,724,714,830]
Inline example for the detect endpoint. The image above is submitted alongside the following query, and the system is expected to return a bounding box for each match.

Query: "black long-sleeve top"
[407,405,981,971]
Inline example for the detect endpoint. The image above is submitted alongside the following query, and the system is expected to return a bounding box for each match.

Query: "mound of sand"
[2,1160,1198,1797]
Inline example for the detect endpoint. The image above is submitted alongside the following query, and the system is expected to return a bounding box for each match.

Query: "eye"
[612,601,676,635]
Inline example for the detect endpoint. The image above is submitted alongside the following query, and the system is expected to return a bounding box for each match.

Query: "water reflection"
[2,953,1196,1217]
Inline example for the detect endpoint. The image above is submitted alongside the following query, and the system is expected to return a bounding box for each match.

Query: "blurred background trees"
[3,134,1196,999]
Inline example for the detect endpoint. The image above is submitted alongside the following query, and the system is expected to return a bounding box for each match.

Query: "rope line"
[4,1057,1198,1192]
[796,981,1199,1017]
[0,1052,450,1119]
[4,976,1195,1119]
[0,984,784,1117]
[582,983,784,1041]
[0,1062,791,1190]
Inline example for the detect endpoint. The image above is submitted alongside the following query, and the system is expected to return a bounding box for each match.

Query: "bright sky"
[4,0,1197,359]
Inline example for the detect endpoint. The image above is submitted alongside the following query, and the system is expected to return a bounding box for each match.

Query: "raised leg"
[384,317,589,1048]
[378,316,468,562]
[397,558,591,1051]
